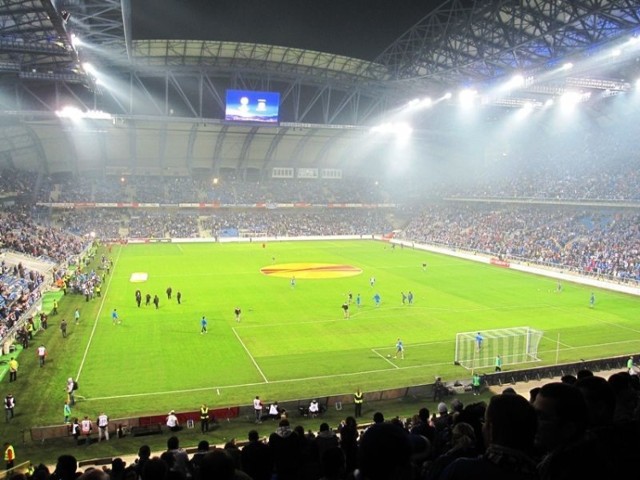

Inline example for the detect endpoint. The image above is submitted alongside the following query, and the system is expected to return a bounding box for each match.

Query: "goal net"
[454,327,544,370]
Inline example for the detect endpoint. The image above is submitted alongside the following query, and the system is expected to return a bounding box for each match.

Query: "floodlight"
[458,89,477,106]
[370,122,412,138]
[559,91,589,111]
[55,106,82,119]
[560,91,581,105]
[395,122,413,138]
[82,62,96,75]
[508,74,525,88]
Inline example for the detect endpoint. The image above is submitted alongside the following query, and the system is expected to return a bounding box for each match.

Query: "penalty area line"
[372,348,399,368]
[232,327,269,383]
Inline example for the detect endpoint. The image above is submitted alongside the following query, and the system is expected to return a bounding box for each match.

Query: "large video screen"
[225,89,280,124]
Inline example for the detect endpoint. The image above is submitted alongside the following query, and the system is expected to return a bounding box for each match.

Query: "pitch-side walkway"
[60,367,629,474]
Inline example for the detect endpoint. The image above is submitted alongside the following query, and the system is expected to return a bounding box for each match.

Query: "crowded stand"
[0,262,44,343]
[0,207,87,264]
[41,176,388,205]
[201,210,394,238]
[0,166,638,286]
[58,210,123,240]
[399,204,640,284]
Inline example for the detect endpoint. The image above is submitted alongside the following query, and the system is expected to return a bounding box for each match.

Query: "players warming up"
[395,338,404,359]
[290,276,296,289]
[234,307,241,322]
[590,292,595,308]
[111,309,120,325]
[373,293,381,307]
[401,292,407,305]
[200,316,208,334]
[342,301,349,319]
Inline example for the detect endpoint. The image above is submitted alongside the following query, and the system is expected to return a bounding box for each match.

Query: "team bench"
[130,423,163,437]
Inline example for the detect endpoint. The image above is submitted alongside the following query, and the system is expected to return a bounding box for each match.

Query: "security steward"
[354,388,364,418]
[4,442,15,471]
[200,404,210,433]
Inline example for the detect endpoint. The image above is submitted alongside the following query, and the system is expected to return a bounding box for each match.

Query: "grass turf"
[2,239,640,464]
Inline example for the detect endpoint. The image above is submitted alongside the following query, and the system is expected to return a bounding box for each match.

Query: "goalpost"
[454,327,544,370]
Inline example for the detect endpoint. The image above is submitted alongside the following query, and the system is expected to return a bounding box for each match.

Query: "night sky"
[131,0,445,61]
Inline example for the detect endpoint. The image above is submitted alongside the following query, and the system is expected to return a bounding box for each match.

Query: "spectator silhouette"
[338,416,359,476]
[439,393,538,480]
[166,435,191,479]
[197,449,251,480]
[240,430,272,480]
[268,418,303,480]
[607,371,639,423]
[76,468,109,480]
[51,454,78,480]
[319,446,346,480]
[141,458,168,480]
[356,422,413,480]
[432,402,453,458]
[314,422,340,465]
[410,407,435,445]
[534,381,608,480]
[560,374,577,385]
[133,445,151,479]
[576,369,594,380]
[189,440,210,478]
[424,422,478,480]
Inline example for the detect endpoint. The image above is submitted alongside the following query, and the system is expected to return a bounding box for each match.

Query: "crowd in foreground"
[4,367,640,480]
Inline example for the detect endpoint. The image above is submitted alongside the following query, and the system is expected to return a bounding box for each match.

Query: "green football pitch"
[27,240,640,421]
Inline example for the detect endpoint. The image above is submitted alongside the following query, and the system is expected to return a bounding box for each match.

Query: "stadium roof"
[1,0,639,176]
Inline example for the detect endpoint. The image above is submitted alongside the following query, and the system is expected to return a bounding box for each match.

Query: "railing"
[0,460,32,479]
